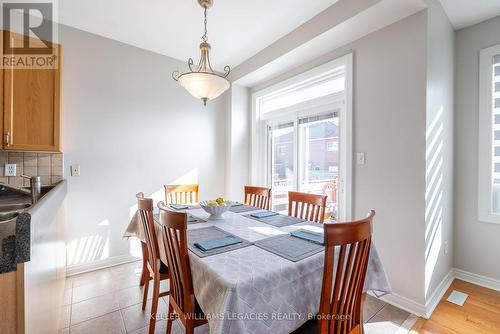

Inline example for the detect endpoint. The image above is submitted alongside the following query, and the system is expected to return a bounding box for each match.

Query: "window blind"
[492,54,500,183]
[298,112,338,125]
[269,122,294,131]
[260,66,346,115]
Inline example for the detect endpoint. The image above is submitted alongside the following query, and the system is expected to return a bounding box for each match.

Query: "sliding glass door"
[267,111,340,218]
[254,54,353,220]
[268,122,295,213]
[298,113,339,218]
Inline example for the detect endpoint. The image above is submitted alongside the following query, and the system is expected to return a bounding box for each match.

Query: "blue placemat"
[187,226,253,258]
[250,211,279,218]
[170,204,190,210]
[194,235,242,251]
[290,230,324,245]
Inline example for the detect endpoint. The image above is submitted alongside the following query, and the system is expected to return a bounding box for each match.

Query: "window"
[252,55,352,220]
[259,67,345,116]
[478,45,500,224]
[326,141,337,152]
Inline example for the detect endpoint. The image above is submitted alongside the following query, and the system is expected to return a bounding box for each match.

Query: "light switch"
[356,153,366,165]
[4,164,16,177]
[70,165,81,177]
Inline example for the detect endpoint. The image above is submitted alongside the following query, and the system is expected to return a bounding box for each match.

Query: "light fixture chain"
[172,0,231,106]
[202,7,208,42]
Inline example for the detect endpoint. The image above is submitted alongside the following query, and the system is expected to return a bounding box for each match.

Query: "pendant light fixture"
[172,0,230,106]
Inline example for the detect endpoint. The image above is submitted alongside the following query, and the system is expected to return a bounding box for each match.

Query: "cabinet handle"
[5,132,10,146]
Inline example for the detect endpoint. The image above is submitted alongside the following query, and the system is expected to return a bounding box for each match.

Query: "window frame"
[251,54,353,220]
[478,44,500,224]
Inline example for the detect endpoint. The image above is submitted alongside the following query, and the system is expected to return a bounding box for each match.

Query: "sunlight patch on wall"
[425,107,445,297]
[127,168,200,257]
[128,168,200,219]
[67,231,110,265]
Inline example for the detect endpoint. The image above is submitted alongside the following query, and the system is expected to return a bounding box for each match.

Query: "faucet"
[21,175,42,204]
[0,175,42,204]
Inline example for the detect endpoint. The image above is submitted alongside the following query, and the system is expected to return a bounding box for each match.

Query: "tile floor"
[60,261,418,334]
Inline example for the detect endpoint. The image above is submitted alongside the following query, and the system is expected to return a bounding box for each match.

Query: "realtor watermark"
[0,1,58,69]
[153,311,352,322]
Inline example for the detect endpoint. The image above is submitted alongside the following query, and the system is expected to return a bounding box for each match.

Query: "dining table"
[124,205,391,334]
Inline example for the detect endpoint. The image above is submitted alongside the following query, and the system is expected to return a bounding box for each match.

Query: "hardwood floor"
[410,279,500,334]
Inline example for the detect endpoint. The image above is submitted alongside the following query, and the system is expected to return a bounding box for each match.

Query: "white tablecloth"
[125,208,391,334]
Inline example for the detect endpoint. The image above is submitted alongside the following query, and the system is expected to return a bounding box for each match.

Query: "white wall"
[245,12,429,306]
[423,0,455,303]
[454,15,500,280]
[60,25,227,273]
[225,85,250,201]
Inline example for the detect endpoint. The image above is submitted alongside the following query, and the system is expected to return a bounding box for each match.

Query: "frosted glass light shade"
[178,72,230,102]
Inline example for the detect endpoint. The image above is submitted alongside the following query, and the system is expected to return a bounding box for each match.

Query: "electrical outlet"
[4,164,16,177]
[356,153,366,165]
[70,165,80,177]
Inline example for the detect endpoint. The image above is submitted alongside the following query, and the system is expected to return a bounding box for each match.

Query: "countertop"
[0,181,65,274]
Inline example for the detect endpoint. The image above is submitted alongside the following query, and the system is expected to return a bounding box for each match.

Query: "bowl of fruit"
[200,197,232,220]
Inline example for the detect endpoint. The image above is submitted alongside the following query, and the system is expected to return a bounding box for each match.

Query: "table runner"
[124,208,391,334]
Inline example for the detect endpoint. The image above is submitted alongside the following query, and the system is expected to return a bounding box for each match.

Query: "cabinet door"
[3,32,61,152]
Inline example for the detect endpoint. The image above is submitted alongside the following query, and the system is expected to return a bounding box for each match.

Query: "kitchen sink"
[0,203,31,212]
[0,211,19,221]
[0,186,31,221]
[0,183,58,221]
[41,185,55,196]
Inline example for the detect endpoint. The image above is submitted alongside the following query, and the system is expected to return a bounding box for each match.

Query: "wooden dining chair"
[318,210,375,334]
[157,202,208,334]
[164,184,199,205]
[244,185,271,210]
[136,193,171,334]
[288,191,328,223]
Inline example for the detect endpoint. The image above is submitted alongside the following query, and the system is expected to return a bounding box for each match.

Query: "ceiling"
[233,0,426,87]
[59,0,338,70]
[58,0,500,87]
[439,0,500,29]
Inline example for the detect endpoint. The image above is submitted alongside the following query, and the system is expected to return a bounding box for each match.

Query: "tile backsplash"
[0,151,63,187]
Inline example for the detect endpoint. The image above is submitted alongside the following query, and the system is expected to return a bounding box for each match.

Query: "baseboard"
[376,268,500,320]
[66,254,140,276]
[372,292,426,317]
[453,268,500,292]
[424,269,455,318]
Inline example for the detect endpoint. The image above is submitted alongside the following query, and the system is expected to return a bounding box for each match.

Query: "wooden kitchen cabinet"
[1,31,62,152]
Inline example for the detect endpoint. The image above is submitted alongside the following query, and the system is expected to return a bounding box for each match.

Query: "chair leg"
[142,278,149,311]
[166,301,173,334]
[148,276,160,334]
[140,243,149,286]
[185,320,194,334]
[359,293,367,334]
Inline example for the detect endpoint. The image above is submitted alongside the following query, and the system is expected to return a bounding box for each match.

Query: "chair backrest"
[318,210,375,334]
[136,193,160,273]
[244,185,271,210]
[288,191,328,223]
[164,184,199,205]
[157,201,196,314]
